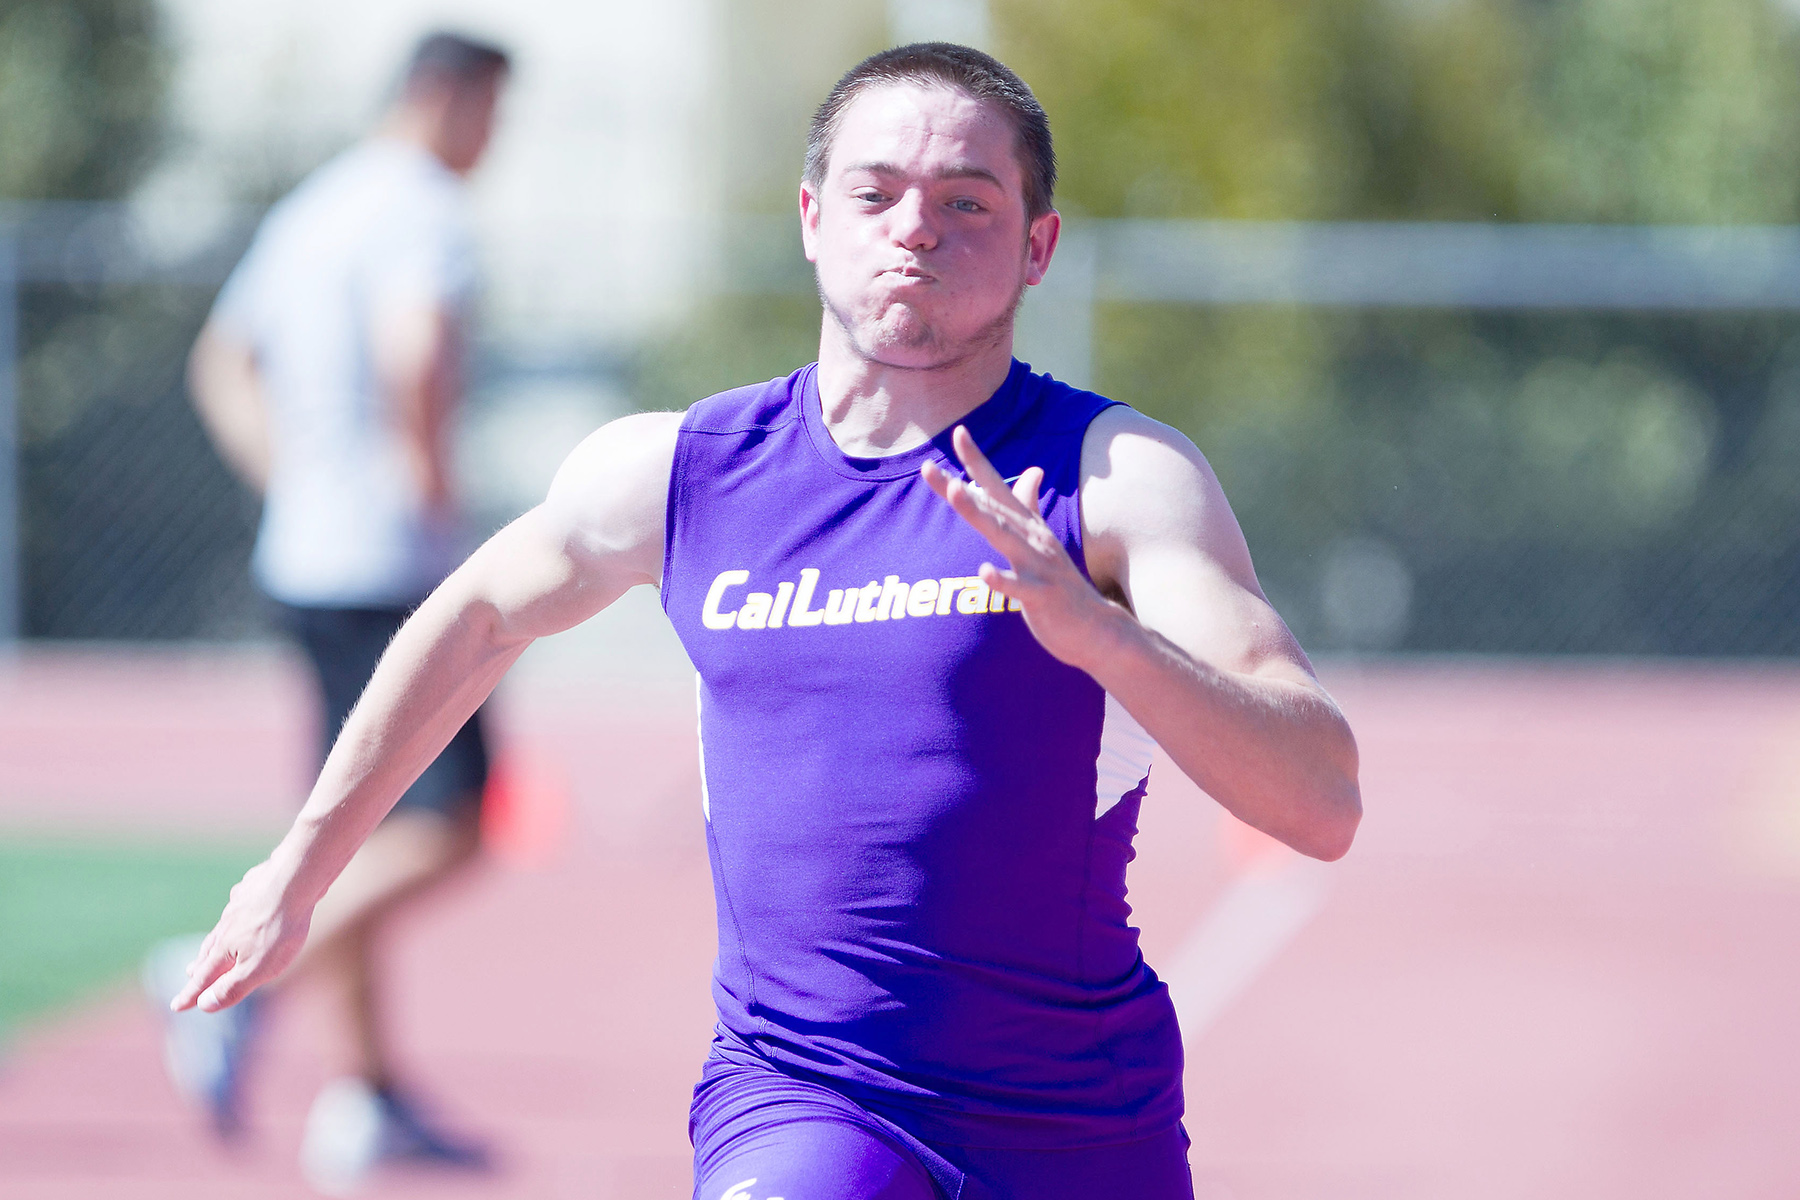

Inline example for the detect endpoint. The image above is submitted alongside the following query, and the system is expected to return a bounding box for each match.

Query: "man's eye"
[855,191,888,204]
[951,199,984,213]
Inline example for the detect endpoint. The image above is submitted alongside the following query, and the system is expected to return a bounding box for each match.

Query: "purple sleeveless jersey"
[662,360,1184,1149]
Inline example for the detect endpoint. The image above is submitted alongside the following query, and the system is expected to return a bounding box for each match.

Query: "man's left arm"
[188,322,271,492]
[922,409,1360,860]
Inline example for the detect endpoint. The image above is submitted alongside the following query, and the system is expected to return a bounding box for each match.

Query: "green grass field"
[0,837,264,1031]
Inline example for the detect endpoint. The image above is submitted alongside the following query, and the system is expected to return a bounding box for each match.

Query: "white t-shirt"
[213,138,477,608]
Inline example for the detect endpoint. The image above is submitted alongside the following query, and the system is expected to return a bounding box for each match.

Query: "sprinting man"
[145,30,508,1190]
[172,43,1360,1199]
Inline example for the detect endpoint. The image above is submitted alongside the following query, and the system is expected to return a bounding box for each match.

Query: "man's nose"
[889,190,938,252]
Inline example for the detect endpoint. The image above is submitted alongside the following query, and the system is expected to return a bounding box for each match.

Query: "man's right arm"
[172,409,684,1013]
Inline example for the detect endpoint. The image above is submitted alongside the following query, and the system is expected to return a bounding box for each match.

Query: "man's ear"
[799,179,823,265]
[1025,209,1061,287]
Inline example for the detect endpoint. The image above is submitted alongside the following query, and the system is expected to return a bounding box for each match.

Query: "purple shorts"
[689,1043,1194,1200]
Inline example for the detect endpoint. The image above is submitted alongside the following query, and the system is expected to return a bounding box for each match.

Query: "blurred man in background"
[143,30,508,1192]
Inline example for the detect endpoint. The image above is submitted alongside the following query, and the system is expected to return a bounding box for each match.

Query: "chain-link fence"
[1197,307,1800,656]
[3,202,263,640]
[7,203,1800,653]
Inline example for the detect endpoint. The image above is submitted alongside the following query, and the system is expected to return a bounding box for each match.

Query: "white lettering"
[767,580,795,628]
[906,578,939,617]
[787,568,826,626]
[956,579,990,615]
[876,575,909,621]
[701,568,1020,632]
[737,592,773,629]
[852,580,883,623]
[702,570,750,630]
[719,1180,757,1200]
[823,587,858,625]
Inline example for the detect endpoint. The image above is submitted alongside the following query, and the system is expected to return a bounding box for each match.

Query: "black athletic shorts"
[278,602,489,819]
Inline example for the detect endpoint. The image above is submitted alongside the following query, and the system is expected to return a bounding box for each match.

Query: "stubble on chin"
[820,281,1025,372]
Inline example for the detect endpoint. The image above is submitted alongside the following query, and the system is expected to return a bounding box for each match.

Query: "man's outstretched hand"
[170,856,312,1013]
[920,425,1126,673]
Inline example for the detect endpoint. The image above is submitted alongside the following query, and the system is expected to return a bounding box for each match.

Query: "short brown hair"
[401,32,510,97]
[804,43,1057,220]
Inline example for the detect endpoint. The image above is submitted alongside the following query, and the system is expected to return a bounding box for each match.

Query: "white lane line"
[1161,858,1332,1040]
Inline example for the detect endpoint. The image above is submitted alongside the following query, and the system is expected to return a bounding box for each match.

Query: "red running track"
[1,648,1798,1199]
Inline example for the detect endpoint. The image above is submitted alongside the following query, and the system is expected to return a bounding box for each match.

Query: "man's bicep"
[451,507,626,642]
[1125,543,1313,684]
[1085,410,1313,682]
[471,410,683,639]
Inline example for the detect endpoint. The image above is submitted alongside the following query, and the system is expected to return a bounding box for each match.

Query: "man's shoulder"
[1080,401,1177,448]
[1078,404,1227,542]
[261,142,465,245]
[531,410,684,592]
[681,366,812,437]
[1018,367,1128,436]
[544,411,684,521]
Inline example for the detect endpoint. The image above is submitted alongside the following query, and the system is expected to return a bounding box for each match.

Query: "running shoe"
[140,933,260,1139]
[300,1077,385,1195]
[301,1076,491,1195]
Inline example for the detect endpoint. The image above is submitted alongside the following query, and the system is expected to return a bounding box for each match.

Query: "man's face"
[801,83,1059,372]
[435,72,503,175]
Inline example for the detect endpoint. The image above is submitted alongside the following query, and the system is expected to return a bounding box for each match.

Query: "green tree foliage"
[998,0,1800,224]
[1000,0,1373,219]
[0,0,168,199]
[1515,0,1800,223]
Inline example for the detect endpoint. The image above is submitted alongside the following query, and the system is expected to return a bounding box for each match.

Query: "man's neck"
[372,111,454,174]
[814,323,1017,459]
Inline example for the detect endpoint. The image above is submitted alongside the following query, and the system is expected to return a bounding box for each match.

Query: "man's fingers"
[923,445,1052,568]
[1011,466,1043,510]
[978,562,1024,596]
[933,430,1044,515]
[197,959,259,1014]
[923,459,1005,539]
[920,457,953,498]
[171,942,236,1012]
[950,425,1002,487]
[190,929,218,976]
[941,473,1037,562]
[950,426,1030,511]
